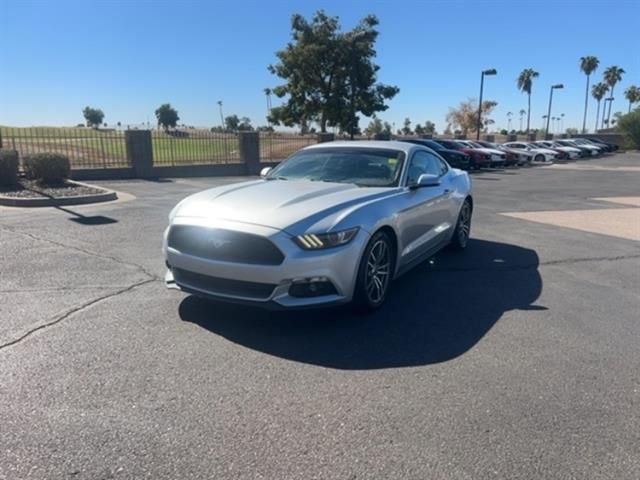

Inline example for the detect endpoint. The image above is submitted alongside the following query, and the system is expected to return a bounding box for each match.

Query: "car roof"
[303,140,421,155]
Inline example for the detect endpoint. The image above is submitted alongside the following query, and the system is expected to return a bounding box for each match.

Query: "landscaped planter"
[0,179,117,207]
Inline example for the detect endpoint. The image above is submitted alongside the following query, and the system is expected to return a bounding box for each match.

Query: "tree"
[364,118,384,137]
[155,104,179,131]
[423,121,436,134]
[238,117,253,131]
[565,127,579,135]
[518,108,526,131]
[591,82,609,132]
[402,117,412,136]
[83,106,104,128]
[603,66,625,126]
[624,85,640,113]
[579,56,599,133]
[617,108,640,149]
[414,124,424,135]
[267,10,399,133]
[446,98,497,136]
[517,68,539,133]
[225,114,240,131]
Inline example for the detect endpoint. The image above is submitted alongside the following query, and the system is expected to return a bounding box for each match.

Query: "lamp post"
[545,84,564,138]
[560,113,565,133]
[477,68,497,140]
[541,115,548,130]
[507,111,513,131]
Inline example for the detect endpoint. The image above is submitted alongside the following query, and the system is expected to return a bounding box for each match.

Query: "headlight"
[293,227,359,250]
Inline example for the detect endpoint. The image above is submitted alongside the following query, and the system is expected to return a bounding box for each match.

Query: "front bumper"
[163,218,368,308]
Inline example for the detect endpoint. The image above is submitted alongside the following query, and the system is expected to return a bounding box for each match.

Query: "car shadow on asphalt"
[178,239,543,370]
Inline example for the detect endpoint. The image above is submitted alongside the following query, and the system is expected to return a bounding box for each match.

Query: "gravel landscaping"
[0,179,107,198]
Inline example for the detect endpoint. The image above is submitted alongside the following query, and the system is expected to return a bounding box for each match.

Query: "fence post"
[125,130,154,178]
[317,132,335,143]
[0,129,3,149]
[239,131,260,175]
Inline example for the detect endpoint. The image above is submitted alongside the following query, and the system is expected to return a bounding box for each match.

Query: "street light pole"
[217,101,224,130]
[477,68,497,140]
[545,84,564,138]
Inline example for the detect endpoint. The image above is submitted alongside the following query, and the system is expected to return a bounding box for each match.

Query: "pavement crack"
[0,278,157,351]
[0,225,160,281]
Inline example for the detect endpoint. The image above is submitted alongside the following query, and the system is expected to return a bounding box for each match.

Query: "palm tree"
[579,56,599,133]
[507,111,513,131]
[217,100,224,130]
[591,82,608,132]
[603,66,625,126]
[624,85,640,112]
[517,68,540,133]
[519,109,526,131]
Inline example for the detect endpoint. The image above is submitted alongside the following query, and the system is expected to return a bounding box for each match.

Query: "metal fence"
[0,127,129,168]
[260,133,317,162]
[151,130,241,166]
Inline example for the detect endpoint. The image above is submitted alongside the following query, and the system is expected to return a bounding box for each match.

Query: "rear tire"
[352,230,395,312]
[450,200,472,250]
[534,154,545,163]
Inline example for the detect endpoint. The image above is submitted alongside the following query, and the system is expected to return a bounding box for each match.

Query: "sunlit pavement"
[1,154,639,479]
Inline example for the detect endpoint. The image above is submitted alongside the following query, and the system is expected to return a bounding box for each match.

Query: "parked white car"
[534,140,581,159]
[503,142,556,163]
[457,140,506,166]
[555,139,600,157]
[570,138,606,154]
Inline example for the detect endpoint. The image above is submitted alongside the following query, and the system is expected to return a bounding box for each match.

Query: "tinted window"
[269,147,405,187]
[407,150,447,184]
[424,140,444,150]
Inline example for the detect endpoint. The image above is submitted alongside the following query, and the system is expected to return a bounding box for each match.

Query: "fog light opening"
[289,277,337,298]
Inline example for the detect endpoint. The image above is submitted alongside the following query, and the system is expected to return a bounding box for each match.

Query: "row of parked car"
[400,137,619,170]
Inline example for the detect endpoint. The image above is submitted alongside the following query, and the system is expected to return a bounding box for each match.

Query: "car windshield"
[469,141,485,148]
[424,140,443,150]
[268,147,406,187]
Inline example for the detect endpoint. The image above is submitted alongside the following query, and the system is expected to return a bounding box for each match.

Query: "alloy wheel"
[365,239,391,304]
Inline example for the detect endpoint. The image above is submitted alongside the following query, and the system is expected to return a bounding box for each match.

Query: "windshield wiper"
[265,176,288,181]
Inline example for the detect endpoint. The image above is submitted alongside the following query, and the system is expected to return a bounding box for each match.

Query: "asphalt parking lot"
[1,153,639,479]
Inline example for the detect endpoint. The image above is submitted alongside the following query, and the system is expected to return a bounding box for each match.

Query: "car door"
[396,150,453,267]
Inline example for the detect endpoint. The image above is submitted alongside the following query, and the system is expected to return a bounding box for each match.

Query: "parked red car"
[431,139,491,169]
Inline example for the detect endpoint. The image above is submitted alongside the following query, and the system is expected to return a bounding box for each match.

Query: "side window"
[407,150,446,184]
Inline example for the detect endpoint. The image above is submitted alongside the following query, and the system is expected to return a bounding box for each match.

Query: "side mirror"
[260,167,272,177]
[410,173,440,189]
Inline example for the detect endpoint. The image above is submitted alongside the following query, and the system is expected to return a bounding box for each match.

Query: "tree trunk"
[526,94,531,133]
[320,112,327,133]
[594,100,600,132]
[606,84,616,126]
[601,98,608,129]
[582,74,590,133]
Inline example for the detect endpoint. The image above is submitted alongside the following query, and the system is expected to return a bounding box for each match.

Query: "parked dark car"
[584,137,619,152]
[431,139,491,169]
[474,140,521,166]
[400,138,472,170]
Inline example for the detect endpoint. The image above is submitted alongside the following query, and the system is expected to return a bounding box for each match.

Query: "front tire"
[352,230,395,312]
[450,199,472,250]
[534,154,545,163]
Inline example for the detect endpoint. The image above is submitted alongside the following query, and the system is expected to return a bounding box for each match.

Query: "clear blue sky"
[2,0,638,133]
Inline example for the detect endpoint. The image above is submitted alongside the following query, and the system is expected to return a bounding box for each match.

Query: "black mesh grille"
[173,268,276,299]
[168,225,284,265]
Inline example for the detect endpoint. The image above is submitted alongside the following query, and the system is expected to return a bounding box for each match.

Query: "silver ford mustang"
[164,141,473,310]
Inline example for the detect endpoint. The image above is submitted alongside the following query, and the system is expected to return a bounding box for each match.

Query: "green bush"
[617,108,640,149]
[0,149,19,186]
[23,153,71,185]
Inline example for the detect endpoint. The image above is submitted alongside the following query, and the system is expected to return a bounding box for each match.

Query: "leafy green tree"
[402,118,412,135]
[517,68,539,133]
[155,104,179,131]
[624,85,640,113]
[616,108,640,149]
[224,114,240,131]
[82,106,104,128]
[579,56,599,133]
[267,10,399,133]
[591,82,609,131]
[364,118,384,137]
[423,120,436,134]
[414,124,424,135]
[603,66,625,125]
[238,117,254,131]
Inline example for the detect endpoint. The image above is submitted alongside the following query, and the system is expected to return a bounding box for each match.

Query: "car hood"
[474,147,504,156]
[171,179,401,234]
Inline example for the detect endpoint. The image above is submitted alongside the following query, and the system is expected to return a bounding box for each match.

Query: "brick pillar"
[125,130,154,178]
[317,132,335,143]
[374,133,391,140]
[484,134,495,142]
[419,134,433,139]
[454,133,467,140]
[239,131,260,175]
[527,132,537,141]
[506,134,517,142]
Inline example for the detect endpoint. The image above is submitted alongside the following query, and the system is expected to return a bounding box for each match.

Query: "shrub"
[23,153,71,185]
[0,149,19,186]
[617,109,640,149]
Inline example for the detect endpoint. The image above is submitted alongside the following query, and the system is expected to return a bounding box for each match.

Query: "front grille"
[173,268,276,299]
[168,225,284,265]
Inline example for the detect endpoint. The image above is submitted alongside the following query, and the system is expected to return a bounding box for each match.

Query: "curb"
[0,181,118,208]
